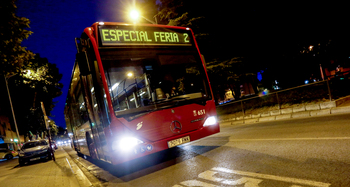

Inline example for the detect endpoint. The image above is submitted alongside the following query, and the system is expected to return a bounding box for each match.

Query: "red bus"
[64,22,220,165]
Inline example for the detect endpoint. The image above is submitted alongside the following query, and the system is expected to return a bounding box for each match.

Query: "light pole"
[41,102,55,161]
[4,74,22,147]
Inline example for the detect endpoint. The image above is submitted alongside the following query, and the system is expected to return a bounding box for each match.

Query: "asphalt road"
[66,113,350,187]
[2,114,350,187]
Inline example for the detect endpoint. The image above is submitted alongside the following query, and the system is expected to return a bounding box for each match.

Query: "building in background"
[0,115,24,145]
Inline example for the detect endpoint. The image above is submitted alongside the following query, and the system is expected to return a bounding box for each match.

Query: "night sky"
[14,1,349,128]
[15,0,128,128]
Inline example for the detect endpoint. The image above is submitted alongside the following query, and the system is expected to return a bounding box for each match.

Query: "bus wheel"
[88,143,98,159]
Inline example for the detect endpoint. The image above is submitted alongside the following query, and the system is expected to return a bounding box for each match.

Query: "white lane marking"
[229,137,350,142]
[199,170,262,186]
[198,170,222,182]
[212,167,330,187]
[222,177,262,186]
[66,157,74,174]
[181,180,218,187]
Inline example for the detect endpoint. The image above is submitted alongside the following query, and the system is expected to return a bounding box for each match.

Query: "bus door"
[82,74,108,161]
[77,38,110,162]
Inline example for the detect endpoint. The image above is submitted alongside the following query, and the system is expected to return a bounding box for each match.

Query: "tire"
[5,154,13,160]
[19,159,25,166]
[88,143,98,159]
[86,132,98,159]
[47,151,52,160]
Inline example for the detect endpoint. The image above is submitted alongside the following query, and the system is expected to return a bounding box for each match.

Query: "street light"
[130,10,140,21]
[129,9,157,24]
[4,74,22,147]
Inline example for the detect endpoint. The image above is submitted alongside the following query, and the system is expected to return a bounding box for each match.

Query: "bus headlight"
[112,137,143,152]
[203,116,217,127]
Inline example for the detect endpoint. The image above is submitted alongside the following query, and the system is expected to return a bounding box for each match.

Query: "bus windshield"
[101,48,210,117]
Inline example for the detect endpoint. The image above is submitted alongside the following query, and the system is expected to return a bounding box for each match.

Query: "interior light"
[111,83,119,90]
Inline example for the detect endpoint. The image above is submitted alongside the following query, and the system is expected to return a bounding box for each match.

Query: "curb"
[218,103,350,125]
[62,147,120,186]
[61,147,94,187]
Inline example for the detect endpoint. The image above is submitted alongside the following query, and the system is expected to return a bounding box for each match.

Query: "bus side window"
[70,64,89,127]
[86,40,111,127]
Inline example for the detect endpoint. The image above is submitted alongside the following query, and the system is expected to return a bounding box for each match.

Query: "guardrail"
[216,78,350,117]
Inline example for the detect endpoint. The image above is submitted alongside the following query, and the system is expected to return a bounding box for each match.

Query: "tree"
[156,1,260,101]
[1,0,63,140]
[0,0,34,77]
[206,57,258,101]
[9,54,63,137]
[49,120,58,136]
[156,0,209,45]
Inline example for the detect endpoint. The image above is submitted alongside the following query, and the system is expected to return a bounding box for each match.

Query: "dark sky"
[14,0,350,128]
[15,0,128,128]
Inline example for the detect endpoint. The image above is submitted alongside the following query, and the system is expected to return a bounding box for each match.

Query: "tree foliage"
[0,0,63,138]
[0,0,34,76]
[156,1,259,101]
[10,54,63,136]
[49,120,58,136]
[206,57,258,101]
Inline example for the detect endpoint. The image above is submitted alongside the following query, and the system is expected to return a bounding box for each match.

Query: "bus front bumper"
[110,124,220,165]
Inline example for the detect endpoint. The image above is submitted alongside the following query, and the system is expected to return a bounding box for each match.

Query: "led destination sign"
[99,25,193,46]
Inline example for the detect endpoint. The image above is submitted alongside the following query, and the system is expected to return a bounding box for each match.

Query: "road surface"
[2,114,350,186]
[69,113,350,187]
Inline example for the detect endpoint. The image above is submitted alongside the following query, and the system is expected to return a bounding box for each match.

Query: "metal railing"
[216,77,350,117]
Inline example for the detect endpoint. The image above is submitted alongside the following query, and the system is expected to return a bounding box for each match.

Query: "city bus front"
[94,23,220,164]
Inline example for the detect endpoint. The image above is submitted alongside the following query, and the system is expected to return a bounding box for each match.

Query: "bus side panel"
[75,121,91,156]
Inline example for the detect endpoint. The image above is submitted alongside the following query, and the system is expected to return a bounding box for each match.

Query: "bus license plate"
[167,136,190,148]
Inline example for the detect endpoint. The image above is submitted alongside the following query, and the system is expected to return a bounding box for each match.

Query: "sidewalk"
[218,95,350,125]
[0,148,87,187]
